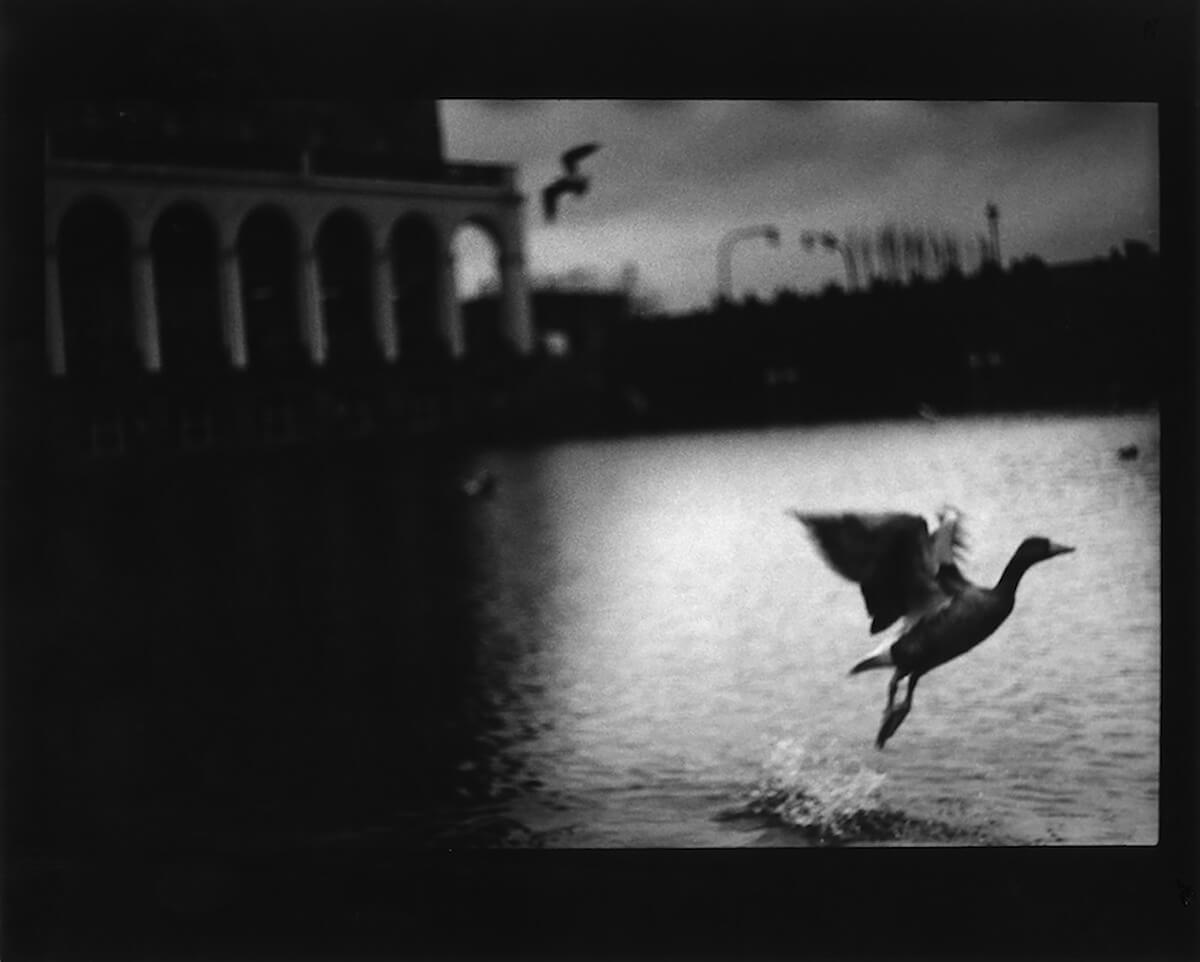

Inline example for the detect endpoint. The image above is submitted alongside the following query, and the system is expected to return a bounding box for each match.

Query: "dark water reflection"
[11,443,530,863]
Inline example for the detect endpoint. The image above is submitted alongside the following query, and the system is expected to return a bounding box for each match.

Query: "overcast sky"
[441,100,1158,314]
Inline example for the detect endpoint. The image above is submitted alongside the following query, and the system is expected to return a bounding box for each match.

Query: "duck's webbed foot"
[875,701,910,749]
[876,672,920,750]
[884,669,901,712]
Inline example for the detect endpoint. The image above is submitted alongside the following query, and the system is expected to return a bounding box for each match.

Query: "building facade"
[43,102,534,451]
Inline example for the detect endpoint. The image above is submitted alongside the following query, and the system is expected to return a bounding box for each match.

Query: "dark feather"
[791,510,949,634]
[935,562,971,596]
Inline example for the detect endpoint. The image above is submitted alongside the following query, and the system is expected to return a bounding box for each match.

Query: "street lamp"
[717,225,781,303]
[800,230,858,291]
[985,201,1000,266]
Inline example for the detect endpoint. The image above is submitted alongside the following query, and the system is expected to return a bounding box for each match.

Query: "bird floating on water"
[1117,444,1139,461]
[789,507,1074,749]
[542,143,601,223]
[461,470,497,499]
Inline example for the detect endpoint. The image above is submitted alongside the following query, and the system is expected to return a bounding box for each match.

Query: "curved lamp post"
[800,230,858,292]
[717,225,780,303]
[984,201,1000,266]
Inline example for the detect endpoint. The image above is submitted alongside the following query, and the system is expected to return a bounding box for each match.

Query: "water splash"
[722,734,999,845]
[732,736,888,841]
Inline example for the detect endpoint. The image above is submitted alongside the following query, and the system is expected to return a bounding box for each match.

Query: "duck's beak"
[1047,541,1075,557]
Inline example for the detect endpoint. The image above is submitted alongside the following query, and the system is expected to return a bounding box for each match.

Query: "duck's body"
[851,576,1011,675]
[791,508,1073,748]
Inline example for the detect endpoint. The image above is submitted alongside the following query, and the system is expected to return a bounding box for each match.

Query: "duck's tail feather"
[849,633,897,674]
[849,653,893,675]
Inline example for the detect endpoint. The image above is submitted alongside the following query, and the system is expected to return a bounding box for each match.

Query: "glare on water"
[458,412,1160,846]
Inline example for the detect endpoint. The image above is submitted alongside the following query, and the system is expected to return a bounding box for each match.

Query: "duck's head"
[1015,536,1076,568]
[998,536,1074,594]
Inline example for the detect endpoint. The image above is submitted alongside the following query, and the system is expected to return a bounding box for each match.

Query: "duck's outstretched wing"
[790,510,963,633]
[929,505,968,573]
[935,563,971,596]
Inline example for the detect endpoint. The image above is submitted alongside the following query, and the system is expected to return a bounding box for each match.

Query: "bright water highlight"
[450,412,1159,846]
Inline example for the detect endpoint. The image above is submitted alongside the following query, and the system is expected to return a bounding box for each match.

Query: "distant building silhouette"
[464,288,628,361]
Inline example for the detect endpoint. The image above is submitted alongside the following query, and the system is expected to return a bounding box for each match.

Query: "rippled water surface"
[455,413,1159,846]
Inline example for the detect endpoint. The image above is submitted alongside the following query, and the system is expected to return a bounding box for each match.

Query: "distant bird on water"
[461,470,497,499]
[789,508,1074,749]
[542,143,601,223]
[1117,444,1139,461]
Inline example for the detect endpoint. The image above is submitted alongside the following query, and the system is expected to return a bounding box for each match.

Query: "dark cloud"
[442,100,1157,313]
[987,101,1152,150]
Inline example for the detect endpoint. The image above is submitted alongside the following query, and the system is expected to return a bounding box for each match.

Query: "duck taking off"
[789,508,1074,749]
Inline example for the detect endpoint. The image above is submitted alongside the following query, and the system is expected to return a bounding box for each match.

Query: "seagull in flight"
[542,143,601,223]
[789,507,1074,749]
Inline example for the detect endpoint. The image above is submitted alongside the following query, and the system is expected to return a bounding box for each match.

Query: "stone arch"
[57,196,138,380]
[151,201,223,374]
[315,207,376,367]
[452,213,508,253]
[237,204,305,372]
[452,215,509,360]
[389,213,445,363]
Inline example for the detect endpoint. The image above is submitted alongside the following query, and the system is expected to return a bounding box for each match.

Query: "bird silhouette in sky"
[541,143,601,223]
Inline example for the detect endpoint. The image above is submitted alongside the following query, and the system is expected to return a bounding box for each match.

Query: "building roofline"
[44,158,525,206]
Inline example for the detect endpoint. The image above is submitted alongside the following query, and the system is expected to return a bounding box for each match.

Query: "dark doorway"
[152,204,223,376]
[239,206,305,373]
[390,216,445,365]
[58,198,138,381]
[317,210,376,369]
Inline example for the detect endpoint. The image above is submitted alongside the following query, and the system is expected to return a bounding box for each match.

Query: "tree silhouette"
[878,224,901,282]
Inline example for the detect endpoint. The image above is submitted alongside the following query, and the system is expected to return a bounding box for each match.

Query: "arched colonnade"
[44,165,534,378]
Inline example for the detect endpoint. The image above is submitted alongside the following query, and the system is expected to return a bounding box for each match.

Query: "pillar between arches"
[438,248,465,359]
[45,246,67,376]
[500,249,534,356]
[131,243,162,372]
[372,246,399,362]
[219,246,248,369]
[298,245,326,366]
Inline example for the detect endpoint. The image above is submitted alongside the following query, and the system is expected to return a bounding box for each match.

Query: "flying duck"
[542,143,601,223]
[789,508,1074,749]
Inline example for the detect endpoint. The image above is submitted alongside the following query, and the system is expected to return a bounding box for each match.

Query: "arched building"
[43,102,534,449]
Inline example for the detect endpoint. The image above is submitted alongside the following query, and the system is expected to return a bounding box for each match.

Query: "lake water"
[448,412,1160,846]
[15,411,1160,864]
